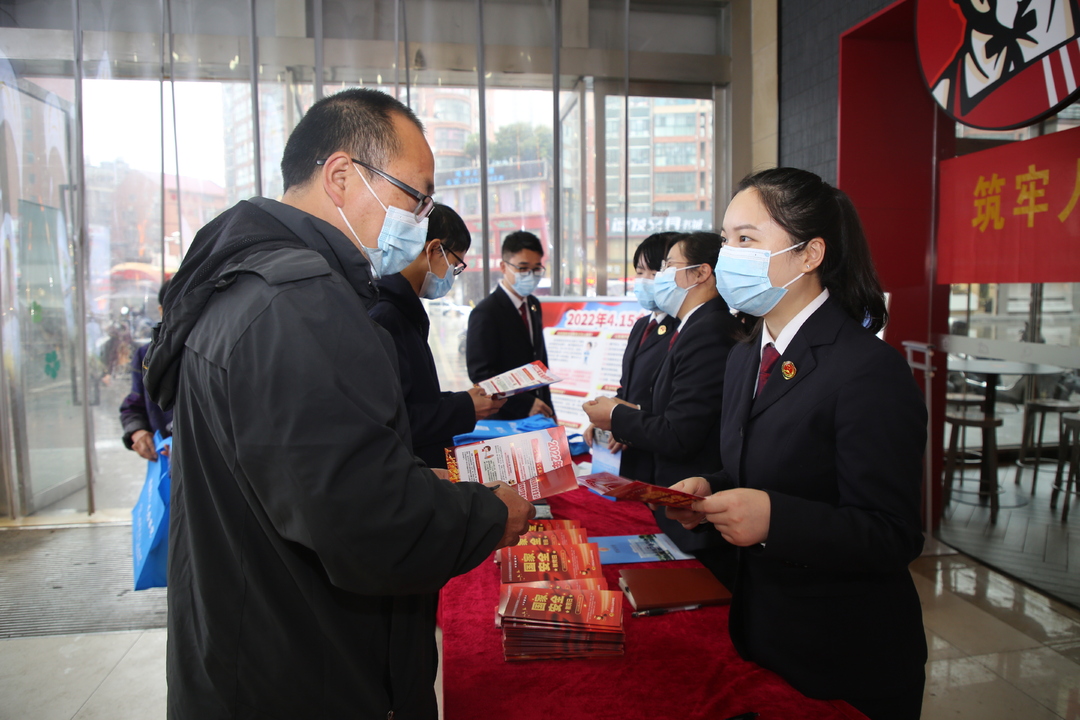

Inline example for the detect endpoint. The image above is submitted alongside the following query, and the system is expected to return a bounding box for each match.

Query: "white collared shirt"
[678,301,706,331]
[760,288,831,361]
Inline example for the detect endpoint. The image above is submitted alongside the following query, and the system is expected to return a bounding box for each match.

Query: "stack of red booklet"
[495,519,625,661]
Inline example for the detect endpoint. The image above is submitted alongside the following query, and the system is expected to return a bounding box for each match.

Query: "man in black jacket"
[369,203,505,467]
[143,89,533,720]
[465,231,554,420]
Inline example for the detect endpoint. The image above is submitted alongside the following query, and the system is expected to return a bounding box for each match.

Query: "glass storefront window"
[602,95,715,294]
[946,113,1080,456]
[0,0,726,519]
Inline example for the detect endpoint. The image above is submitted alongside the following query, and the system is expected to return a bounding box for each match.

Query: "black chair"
[944,411,1004,523]
[946,393,985,469]
[1051,414,1080,522]
[1014,399,1080,495]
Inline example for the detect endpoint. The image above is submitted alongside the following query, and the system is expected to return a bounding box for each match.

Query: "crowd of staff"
[146,87,926,720]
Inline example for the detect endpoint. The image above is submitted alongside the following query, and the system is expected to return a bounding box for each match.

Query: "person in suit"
[584,232,680,482]
[466,230,554,420]
[369,203,506,468]
[667,167,927,720]
[583,231,742,585]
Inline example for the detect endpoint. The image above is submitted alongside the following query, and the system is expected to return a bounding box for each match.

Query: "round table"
[946,357,1066,509]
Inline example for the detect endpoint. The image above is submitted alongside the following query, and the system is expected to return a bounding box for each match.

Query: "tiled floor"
[1,548,1077,720]
[939,439,1079,608]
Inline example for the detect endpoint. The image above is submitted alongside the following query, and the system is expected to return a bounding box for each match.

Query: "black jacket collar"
[376,273,429,339]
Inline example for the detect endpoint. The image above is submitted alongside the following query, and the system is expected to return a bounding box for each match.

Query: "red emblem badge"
[781,361,796,380]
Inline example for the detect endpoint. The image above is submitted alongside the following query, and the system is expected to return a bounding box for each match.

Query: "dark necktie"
[638,319,658,348]
[520,302,529,328]
[668,329,679,350]
[756,343,780,397]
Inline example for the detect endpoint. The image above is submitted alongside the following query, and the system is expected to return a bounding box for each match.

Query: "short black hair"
[674,231,722,269]
[280,88,424,192]
[157,278,172,307]
[501,230,544,260]
[426,203,472,256]
[633,232,680,272]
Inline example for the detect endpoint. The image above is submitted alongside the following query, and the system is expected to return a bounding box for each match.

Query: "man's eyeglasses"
[504,261,546,277]
[445,247,468,276]
[659,259,698,271]
[316,157,435,221]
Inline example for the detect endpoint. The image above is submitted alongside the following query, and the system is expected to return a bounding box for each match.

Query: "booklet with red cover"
[498,585,624,631]
[527,518,581,532]
[478,360,561,399]
[576,472,703,508]
[499,542,603,584]
[503,578,609,592]
[495,527,590,564]
[498,585,625,660]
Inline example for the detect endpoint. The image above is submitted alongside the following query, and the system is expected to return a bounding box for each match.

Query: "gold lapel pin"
[781,361,796,380]
[657,325,668,336]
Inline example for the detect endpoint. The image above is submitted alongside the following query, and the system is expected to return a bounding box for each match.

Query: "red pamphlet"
[576,472,703,508]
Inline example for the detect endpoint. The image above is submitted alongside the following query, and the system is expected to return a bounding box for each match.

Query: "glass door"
[0,76,87,516]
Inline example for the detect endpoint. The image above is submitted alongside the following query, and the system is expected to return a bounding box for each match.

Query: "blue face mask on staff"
[653,264,703,317]
[510,269,541,297]
[419,245,456,300]
[714,242,806,316]
[633,277,658,312]
[336,164,429,278]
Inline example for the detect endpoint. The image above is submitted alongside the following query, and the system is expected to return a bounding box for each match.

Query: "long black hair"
[735,167,888,334]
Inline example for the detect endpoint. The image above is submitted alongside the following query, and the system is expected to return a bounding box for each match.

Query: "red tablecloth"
[439,489,867,720]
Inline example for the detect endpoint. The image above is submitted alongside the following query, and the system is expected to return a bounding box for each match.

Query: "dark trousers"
[845,674,925,720]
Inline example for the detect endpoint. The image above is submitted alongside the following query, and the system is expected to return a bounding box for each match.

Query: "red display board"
[937,124,1080,284]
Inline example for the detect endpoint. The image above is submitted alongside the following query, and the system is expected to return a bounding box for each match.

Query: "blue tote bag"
[132,432,172,590]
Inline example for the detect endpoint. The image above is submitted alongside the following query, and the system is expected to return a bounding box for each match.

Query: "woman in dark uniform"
[584,232,742,586]
[584,232,679,482]
[669,167,927,720]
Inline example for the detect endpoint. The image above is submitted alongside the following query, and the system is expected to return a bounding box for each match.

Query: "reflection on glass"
[604,95,714,293]
[0,73,87,514]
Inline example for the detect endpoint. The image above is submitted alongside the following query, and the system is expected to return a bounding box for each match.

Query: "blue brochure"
[592,533,693,565]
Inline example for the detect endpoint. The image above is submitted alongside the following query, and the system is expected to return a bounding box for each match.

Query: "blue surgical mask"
[511,271,540,297]
[337,164,429,278]
[714,242,806,316]
[633,277,658,312]
[419,245,456,300]
[653,264,702,317]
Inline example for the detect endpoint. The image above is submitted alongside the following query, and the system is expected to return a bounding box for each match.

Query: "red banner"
[936,124,1080,284]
